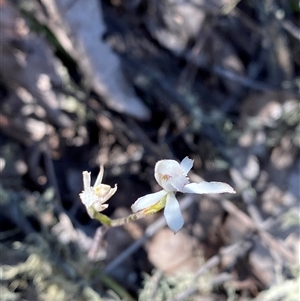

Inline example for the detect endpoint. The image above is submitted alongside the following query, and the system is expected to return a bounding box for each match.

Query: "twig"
[221,0,241,15]
[42,138,63,206]
[273,5,300,40]
[6,198,37,236]
[212,66,274,91]
[148,270,164,301]
[168,273,235,301]
[41,137,88,239]
[281,19,300,40]
[241,189,264,226]
[196,239,253,279]
[220,199,296,263]
[88,226,108,261]
[166,239,252,301]
[125,117,174,159]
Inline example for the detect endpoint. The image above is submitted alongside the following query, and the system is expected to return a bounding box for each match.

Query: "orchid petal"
[180,157,193,175]
[82,171,91,191]
[155,159,182,177]
[168,176,189,192]
[79,189,98,208]
[94,165,104,186]
[182,182,236,194]
[164,193,184,233]
[131,190,167,212]
[155,159,182,188]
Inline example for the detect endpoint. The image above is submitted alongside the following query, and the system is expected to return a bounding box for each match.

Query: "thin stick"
[221,199,296,263]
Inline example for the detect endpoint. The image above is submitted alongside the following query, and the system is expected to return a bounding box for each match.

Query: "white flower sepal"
[131,157,235,233]
[79,165,117,216]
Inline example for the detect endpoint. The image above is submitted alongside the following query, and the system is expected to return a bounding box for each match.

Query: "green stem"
[88,207,148,227]
[100,274,135,301]
[88,209,112,226]
[109,211,147,227]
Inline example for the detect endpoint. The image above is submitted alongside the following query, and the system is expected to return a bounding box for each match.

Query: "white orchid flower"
[131,157,235,233]
[79,165,117,217]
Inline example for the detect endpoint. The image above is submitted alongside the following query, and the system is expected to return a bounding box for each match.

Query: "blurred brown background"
[0,0,299,300]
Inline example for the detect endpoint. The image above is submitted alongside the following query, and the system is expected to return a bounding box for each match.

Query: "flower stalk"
[86,199,163,227]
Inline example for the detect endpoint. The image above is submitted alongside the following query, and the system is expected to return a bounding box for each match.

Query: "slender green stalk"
[88,207,149,227]
[110,211,148,227]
